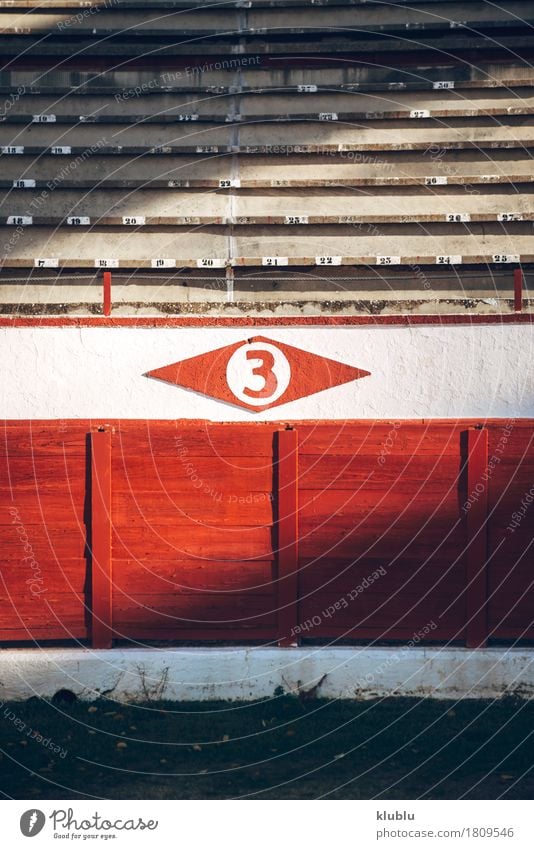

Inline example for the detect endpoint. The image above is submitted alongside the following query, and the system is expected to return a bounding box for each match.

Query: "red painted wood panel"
[0,419,533,647]
[112,560,274,594]
[276,429,299,646]
[113,490,274,527]
[90,429,112,649]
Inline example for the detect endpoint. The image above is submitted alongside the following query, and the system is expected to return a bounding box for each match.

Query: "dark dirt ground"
[0,695,533,800]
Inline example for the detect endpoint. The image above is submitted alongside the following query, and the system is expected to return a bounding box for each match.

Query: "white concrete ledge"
[0,647,533,702]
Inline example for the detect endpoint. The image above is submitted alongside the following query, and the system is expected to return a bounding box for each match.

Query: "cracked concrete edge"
[0,648,533,703]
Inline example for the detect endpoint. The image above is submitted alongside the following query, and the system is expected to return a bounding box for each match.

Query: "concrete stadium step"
[4,88,534,122]
[2,150,532,189]
[0,3,530,38]
[0,0,517,8]
[4,64,534,95]
[1,224,532,268]
[1,118,533,153]
[1,33,532,59]
[2,186,533,226]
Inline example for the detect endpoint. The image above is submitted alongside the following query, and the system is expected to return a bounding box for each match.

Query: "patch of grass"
[0,696,533,799]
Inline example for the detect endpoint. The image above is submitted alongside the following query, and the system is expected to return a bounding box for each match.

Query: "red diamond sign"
[146,336,370,412]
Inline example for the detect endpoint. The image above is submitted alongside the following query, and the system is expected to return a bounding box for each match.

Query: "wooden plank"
[114,424,276,457]
[300,515,463,559]
[0,525,87,560]
[112,627,273,642]
[0,593,87,638]
[0,455,86,492]
[112,490,274,526]
[90,428,112,649]
[112,524,273,561]
[299,489,460,522]
[298,455,463,490]
[0,490,85,524]
[465,427,489,648]
[112,593,276,629]
[112,559,274,593]
[0,559,87,594]
[0,426,87,458]
[298,423,464,456]
[299,556,466,596]
[276,429,299,646]
[112,454,272,492]
[299,625,465,642]
[300,591,465,633]
[103,270,112,317]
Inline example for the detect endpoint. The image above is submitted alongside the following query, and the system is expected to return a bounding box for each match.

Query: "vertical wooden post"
[90,428,113,648]
[514,267,524,313]
[103,271,112,317]
[276,429,299,647]
[466,427,489,648]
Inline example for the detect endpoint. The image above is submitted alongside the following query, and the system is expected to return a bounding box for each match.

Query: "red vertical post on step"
[103,271,112,317]
[90,428,113,648]
[276,429,299,646]
[514,267,524,313]
[466,427,489,648]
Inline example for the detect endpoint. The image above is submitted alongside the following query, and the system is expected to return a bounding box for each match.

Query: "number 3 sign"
[146,336,370,412]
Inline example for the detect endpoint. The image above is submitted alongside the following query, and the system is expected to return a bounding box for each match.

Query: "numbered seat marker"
[34,258,58,267]
[410,109,431,118]
[7,215,32,225]
[284,215,308,224]
[318,113,338,121]
[151,259,176,268]
[493,254,520,263]
[94,259,119,268]
[196,258,225,268]
[32,114,56,123]
[377,256,401,265]
[436,255,462,264]
[122,216,145,226]
[497,212,524,222]
[262,257,289,266]
[12,179,35,188]
[446,213,471,222]
[51,146,72,155]
[316,256,342,266]
[425,176,448,185]
[67,216,91,225]
[2,146,23,154]
[219,179,241,188]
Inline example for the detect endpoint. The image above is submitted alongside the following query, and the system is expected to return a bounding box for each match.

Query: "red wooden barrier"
[90,428,113,648]
[276,429,299,647]
[465,427,489,648]
[1,419,533,647]
[103,271,112,317]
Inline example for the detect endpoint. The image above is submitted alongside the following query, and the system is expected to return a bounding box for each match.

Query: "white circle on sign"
[226,342,291,406]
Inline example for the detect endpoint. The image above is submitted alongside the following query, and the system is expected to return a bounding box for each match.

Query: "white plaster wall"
[1,325,533,419]
[0,648,533,702]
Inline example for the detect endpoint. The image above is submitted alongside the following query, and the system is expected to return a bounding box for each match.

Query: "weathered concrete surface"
[0,3,529,37]
[0,223,531,267]
[3,186,532,224]
[2,324,533,419]
[0,647,533,702]
[4,64,534,94]
[3,151,533,193]
[8,88,534,120]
